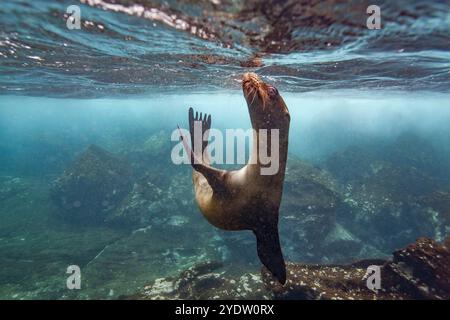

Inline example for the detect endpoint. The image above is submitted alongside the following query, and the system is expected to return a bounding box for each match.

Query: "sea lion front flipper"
[189,107,211,157]
[253,220,286,284]
[177,125,227,193]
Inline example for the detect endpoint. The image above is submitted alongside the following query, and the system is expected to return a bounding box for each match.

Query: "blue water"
[0,0,449,299]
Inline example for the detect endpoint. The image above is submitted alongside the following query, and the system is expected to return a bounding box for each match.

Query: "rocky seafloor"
[1,130,449,299]
[128,236,450,300]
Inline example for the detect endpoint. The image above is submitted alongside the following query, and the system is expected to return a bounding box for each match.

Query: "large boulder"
[105,171,197,228]
[51,145,133,224]
[262,236,450,300]
[280,156,366,263]
[104,179,164,227]
[384,236,450,299]
[325,133,450,253]
[103,130,197,227]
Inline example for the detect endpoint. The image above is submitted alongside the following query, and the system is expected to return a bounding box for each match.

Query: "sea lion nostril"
[267,86,279,98]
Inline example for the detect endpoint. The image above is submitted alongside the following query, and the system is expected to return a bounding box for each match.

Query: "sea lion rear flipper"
[253,221,286,284]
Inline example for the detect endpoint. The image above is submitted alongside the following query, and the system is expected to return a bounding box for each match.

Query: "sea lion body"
[181,72,290,284]
[194,163,285,231]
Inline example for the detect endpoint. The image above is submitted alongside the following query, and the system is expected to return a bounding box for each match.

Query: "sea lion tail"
[253,223,286,285]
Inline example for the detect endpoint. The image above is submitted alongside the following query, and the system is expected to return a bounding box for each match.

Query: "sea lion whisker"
[250,88,258,105]
[246,86,255,98]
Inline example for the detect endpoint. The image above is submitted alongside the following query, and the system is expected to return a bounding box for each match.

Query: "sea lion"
[178,72,290,284]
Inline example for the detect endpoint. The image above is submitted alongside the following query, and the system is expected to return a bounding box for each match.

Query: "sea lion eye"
[267,86,278,98]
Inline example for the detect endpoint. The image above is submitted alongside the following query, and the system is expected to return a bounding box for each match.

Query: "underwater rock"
[102,130,197,227]
[79,220,226,298]
[262,261,393,300]
[63,131,204,228]
[105,179,164,227]
[51,145,133,224]
[325,133,450,253]
[383,132,449,179]
[128,261,272,300]
[281,157,339,240]
[320,223,388,264]
[0,176,28,201]
[262,236,450,300]
[383,236,450,299]
[342,195,444,253]
[417,191,450,226]
[106,171,197,228]
[123,130,180,188]
[280,156,354,262]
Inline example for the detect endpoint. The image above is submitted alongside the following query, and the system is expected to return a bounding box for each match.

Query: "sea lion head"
[242,72,290,130]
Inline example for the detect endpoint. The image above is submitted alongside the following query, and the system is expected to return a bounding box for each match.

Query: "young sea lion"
[179,72,290,284]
